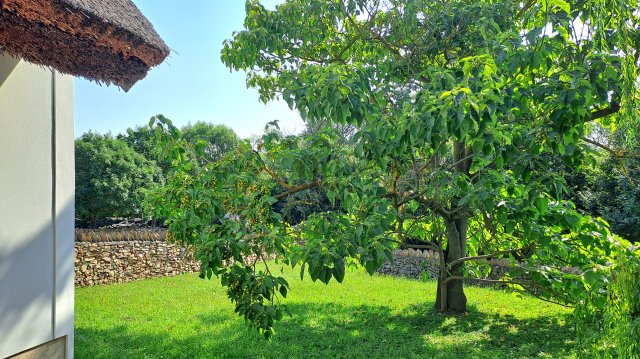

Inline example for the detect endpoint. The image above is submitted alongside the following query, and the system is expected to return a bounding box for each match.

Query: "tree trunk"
[435,217,468,313]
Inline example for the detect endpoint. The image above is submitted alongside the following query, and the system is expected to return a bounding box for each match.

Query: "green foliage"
[271,185,339,225]
[576,245,640,358]
[118,125,170,173]
[181,122,240,164]
[76,120,239,227]
[75,132,161,227]
[270,123,355,225]
[75,268,577,359]
[119,121,239,171]
[147,116,397,337]
[569,148,640,243]
[151,0,640,336]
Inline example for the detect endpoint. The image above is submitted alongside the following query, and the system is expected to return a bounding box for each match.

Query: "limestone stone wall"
[75,230,520,287]
[377,248,512,282]
[377,249,441,280]
[74,229,199,287]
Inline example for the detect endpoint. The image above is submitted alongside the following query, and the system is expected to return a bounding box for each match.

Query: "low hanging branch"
[442,276,574,308]
[446,248,524,270]
[405,243,441,251]
[443,276,529,286]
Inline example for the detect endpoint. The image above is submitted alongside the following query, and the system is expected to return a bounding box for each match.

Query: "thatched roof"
[0,0,170,90]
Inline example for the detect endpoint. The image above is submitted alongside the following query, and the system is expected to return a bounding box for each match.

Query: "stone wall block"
[74,229,201,287]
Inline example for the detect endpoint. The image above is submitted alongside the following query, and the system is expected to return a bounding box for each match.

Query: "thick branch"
[587,102,620,122]
[443,276,529,286]
[446,248,523,270]
[262,166,294,190]
[273,180,322,200]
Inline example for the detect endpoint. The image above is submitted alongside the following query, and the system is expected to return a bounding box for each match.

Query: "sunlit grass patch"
[76,267,576,359]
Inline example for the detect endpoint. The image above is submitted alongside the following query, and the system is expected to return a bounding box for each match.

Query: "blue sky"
[74,0,303,139]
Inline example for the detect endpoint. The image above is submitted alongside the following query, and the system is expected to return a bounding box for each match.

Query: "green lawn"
[75,267,577,359]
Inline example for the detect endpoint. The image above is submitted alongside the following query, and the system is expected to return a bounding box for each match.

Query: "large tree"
[119,122,240,173]
[149,0,639,337]
[76,132,161,227]
[119,125,170,173]
[181,122,240,163]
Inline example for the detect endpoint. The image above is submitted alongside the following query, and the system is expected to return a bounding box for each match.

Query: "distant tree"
[118,125,169,172]
[119,121,239,173]
[181,122,239,163]
[76,132,161,227]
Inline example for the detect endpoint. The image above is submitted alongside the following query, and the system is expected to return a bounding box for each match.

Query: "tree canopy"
[119,125,170,173]
[150,0,640,339]
[74,122,241,228]
[76,132,162,227]
[181,122,240,164]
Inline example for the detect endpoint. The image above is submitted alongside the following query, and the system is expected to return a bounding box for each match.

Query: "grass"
[75,266,577,359]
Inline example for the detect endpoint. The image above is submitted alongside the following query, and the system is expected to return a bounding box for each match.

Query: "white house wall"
[54,56,75,358]
[0,53,74,359]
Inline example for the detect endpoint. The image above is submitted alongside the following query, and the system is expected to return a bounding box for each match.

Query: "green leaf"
[279,285,288,298]
[495,154,504,169]
[300,263,306,280]
[534,197,548,215]
[549,0,570,14]
[332,260,346,283]
[564,214,580,229]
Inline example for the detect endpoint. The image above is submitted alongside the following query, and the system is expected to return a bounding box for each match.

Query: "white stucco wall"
[0,53,74,359]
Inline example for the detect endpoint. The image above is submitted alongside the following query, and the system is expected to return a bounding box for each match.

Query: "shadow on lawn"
[75,302,575,359]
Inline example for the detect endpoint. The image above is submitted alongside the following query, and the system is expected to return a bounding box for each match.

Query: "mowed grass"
[75,266,577,359]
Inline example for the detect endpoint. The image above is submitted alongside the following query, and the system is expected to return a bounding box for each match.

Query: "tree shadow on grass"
[75,302,575,359]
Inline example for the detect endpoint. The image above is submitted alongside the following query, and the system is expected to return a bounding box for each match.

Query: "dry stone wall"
[74,229,199,287]
[75,230,518,287]
[377,248,512,283]
[377,249,441,280]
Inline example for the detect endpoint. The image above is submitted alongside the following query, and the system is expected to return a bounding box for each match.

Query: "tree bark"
[435,217,468,313]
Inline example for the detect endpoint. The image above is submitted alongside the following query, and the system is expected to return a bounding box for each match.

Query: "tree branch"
[446,248,523,270]
[262,166,294,190]
[273,180,322,199]
[443,276,529,286]
[521,285,574,308]
[517,0,537,18]
[587,102,620,122]
[369,29,404,59]
[443,276,574,308]
[581,136,640,158]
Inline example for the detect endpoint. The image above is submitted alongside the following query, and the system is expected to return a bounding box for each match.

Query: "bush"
[576,245,640,358]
